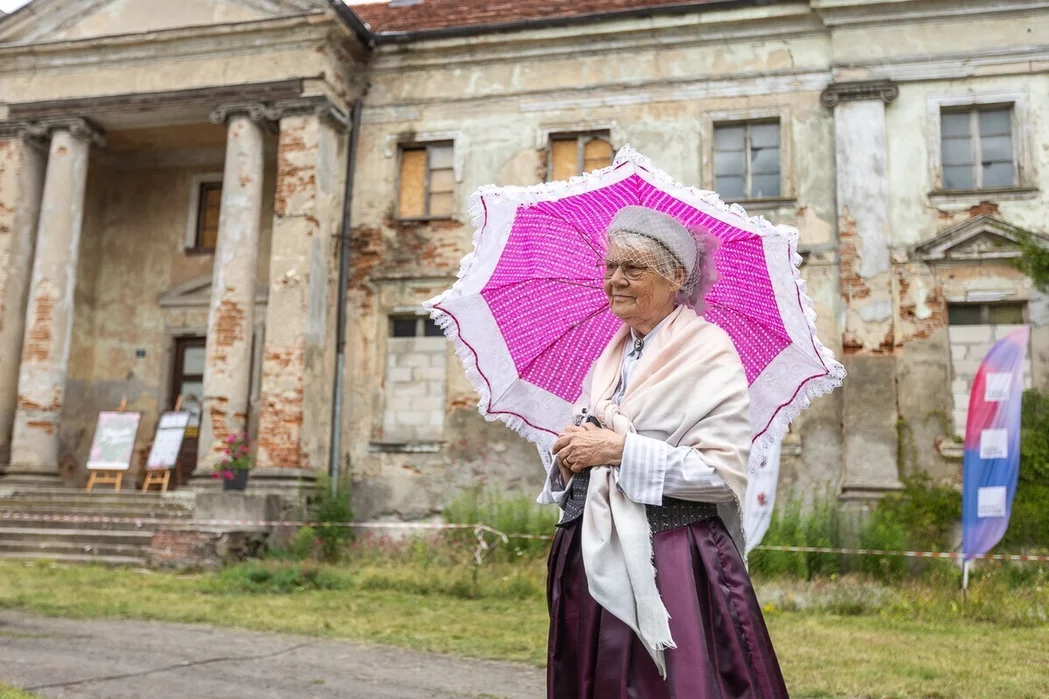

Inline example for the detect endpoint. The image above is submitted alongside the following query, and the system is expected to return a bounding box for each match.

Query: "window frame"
[546,131,614,182]
[946,301,1029,326]
[702,107,795,208]
[927,90,1036,200]
[939,105,1018,192]
[388,314,442,338]
[183,173,223,255]
[712,119,782,202]
[395,141,456,222]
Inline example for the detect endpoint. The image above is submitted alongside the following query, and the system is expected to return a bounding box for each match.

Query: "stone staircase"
[0,488,195,566]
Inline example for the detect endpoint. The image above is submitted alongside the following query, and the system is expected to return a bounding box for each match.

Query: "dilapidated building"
[0,0,1046,522]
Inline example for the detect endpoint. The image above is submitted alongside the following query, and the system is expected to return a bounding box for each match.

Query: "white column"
[0,127,47,469]
[7,120,103,486]
[255,102,346,486]
[196,111,265,476]
[822,81,902,495]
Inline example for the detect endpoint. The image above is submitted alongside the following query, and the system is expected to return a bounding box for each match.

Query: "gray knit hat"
[606,206,698,278]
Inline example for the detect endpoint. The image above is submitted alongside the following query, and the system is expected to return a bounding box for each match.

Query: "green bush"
[313,474,354,563]
[875,473,961,552]
[1000,390,1049,550]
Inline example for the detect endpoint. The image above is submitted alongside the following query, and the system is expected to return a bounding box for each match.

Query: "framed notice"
[86,411,142,471]
[146,411,191,470]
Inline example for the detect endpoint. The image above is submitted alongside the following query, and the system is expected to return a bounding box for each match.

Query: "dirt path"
[0,612,544,698]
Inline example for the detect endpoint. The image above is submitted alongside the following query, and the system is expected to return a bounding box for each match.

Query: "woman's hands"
[553,423,625,481]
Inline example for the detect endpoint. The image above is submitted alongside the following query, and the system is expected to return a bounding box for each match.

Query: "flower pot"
[223,469,249,491]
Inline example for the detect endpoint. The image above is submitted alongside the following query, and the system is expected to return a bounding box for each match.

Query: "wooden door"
[171,336,206,487]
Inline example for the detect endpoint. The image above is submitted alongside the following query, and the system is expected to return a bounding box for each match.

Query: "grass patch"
[2,559,1049,697]
[0,683,39,699]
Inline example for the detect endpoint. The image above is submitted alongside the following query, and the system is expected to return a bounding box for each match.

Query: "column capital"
[820,80,899,109]
[208,101,270,126]
[209,96,350,131]
[0,117,105,148]
[268,96,350,131]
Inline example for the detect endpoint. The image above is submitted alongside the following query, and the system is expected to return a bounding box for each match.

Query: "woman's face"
[602,240,682,331]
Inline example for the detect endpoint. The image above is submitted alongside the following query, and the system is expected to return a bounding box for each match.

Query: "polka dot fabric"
[481,173,792,402]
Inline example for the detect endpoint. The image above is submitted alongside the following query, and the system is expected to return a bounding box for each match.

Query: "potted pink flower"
[211,432,252,491]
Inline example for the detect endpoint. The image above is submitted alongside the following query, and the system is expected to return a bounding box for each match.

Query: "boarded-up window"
[383,315,447,441]
[947,301,1031,437]
[398,143,455,219]
[714,121,781,200]
[941,107,1016,191]
[548,133,613,181]
[191,182,222,252]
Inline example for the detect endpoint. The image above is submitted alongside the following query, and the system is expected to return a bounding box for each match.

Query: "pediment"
[159,275,268,309]
[915,214,1048,263]
[0,0,327,45]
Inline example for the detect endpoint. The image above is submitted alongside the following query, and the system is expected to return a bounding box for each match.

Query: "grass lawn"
[1,560,1047,698]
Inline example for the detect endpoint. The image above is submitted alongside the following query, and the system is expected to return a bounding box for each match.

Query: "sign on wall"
[146,411,191,470]
[86,411,143,471]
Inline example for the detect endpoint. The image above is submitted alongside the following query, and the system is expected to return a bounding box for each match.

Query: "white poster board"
[146,411,191,470]
[86,411,142,471]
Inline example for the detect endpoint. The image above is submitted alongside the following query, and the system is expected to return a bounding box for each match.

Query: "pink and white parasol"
[426,146,844,473]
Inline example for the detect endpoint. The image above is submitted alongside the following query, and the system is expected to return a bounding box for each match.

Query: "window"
[382,315,447,442]
[941,107,1015,191]
[397,142,455,219]
[714,121,780,200]
[548,133,613,181]
[190,182,221,253]
[389,315,443,338]
[947,302,1026,326]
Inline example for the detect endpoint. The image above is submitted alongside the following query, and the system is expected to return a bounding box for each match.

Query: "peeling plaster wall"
[59,142,277,486]
[350,26,844,519]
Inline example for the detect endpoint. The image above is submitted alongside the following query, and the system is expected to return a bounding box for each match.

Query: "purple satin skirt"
[547,517,790,699]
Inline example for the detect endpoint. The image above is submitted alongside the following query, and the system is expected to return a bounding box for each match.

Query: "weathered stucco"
[0,0,1047,518]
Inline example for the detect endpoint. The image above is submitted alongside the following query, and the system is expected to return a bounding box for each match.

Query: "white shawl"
[577,305,751,677]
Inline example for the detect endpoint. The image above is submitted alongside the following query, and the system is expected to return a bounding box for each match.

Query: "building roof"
[350,0,764,38]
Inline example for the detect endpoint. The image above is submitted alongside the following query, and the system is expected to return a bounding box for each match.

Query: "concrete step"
[0,539,150,558]
[1,492,192,504]
[0,517,154,532]
[0,501,192,516]
[0,527,154,546]
[0,505,193,519]
[0,551,147,566]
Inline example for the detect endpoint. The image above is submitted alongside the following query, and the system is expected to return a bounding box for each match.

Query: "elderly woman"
[539,206,789,698]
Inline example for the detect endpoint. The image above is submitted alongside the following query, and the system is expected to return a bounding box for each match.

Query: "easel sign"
[142,408,190,493]
[86,405,142,492]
